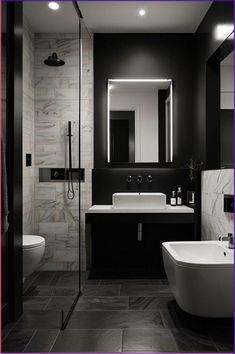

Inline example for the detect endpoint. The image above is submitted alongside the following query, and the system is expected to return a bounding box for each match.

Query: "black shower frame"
[60,1,84,330]
[2,1,84,329]
[3,1,23,325]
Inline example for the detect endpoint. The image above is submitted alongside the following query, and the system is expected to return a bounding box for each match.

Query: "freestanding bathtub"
[162,241,234,317]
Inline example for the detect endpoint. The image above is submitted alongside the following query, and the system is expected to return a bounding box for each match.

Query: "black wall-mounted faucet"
[126,175,133,183]
[147,175,153,183]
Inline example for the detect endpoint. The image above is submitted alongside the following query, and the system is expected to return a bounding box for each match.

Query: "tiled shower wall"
[23,18,35,234]
[201,169,233,240]
[34,33,93,271]
[22,23,93,270]
[80,35,93,270]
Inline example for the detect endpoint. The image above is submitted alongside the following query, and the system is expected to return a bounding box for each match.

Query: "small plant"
[186,157,203,181]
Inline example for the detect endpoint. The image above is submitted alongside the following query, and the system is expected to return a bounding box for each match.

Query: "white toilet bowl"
[23,235,45,281]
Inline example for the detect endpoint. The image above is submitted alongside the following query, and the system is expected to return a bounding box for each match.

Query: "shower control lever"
[147,175,153,183]
[137,175,143,183]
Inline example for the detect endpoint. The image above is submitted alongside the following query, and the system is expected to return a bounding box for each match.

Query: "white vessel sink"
[112,192,166,209]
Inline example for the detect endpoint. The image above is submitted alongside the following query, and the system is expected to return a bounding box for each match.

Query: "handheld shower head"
[44,52,65,66]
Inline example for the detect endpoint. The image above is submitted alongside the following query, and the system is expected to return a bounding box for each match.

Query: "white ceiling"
[79,1,212,33]
[24,1,212,34]
[23,2,79,33]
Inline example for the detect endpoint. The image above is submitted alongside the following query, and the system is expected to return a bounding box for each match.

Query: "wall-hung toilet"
[23,235,45,281]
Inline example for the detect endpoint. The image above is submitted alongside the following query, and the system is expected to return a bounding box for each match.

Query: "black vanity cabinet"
[85,210,194,278]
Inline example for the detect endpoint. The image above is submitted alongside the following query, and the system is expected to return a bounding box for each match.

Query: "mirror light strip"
[170,82,173,162]
[109,79,172,82]
[107,82,110,162]
[107,79,173,163]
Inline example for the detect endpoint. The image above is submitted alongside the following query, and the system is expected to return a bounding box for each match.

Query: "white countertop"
[87,205,194,213]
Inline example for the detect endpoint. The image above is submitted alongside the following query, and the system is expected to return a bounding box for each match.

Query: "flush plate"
[26,153,32,167]
[224,194,234,213]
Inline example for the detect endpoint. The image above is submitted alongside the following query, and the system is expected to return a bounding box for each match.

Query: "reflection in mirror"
[220,50,234,167]
[107,79,173,164]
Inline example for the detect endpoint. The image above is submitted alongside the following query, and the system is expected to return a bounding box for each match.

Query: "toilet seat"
[23,235,45,249]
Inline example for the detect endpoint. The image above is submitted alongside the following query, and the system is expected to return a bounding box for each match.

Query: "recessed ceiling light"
[48,2,60,10]
[214,24,234,40]
[139,9,146,17]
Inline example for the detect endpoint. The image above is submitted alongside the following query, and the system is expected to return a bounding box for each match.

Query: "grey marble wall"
[23,18,35,235]
[201,169,234,240]
[80,35,93,270]
[34,33,93,270]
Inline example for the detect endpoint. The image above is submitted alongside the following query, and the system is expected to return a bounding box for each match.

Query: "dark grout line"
[49,271,59,286]
[208,334,221,353]
[43,296,53,310]
[127,296,131,310]
[48,329,61,353]
[2,313,25,342]
[118,284,121,296]
[23,271,41,295]
[22,329,37,353]
[121,329,124,352]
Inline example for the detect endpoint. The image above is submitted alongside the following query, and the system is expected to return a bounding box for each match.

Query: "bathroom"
[1,0,234,352]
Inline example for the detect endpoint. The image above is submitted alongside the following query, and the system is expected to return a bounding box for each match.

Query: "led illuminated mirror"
[107,79,173,164]
[220,49,234,167]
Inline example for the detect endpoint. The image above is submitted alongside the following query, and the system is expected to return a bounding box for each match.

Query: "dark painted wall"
[92,2,233,246]
[220,110,233,167]
[194,1,234,168]
[92,168,194,205]
[94,33,195,168]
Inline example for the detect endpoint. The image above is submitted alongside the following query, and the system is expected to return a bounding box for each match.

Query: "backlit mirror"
[107,79,173,164]
[220,50,234,167]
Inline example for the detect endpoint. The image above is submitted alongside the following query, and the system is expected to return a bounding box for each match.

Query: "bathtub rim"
[162,241,234,269]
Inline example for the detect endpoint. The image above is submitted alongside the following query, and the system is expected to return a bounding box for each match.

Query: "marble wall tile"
[35,99,79,121]
[23,17,35,235]
[35,33,79,39]
[39,222,68,235]
[35,65,79,79]
[35,185,56,201]
[201,169,234,241]
[33,32,93,271]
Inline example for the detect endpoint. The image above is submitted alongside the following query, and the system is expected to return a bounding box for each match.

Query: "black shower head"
[44,52,65,66]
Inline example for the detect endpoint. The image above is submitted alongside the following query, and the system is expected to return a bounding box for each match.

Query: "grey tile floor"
[2,271,234,352]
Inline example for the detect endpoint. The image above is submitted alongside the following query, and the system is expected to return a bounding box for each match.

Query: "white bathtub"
[162,241,234,317]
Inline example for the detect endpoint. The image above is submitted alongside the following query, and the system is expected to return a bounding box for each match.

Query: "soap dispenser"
[170,191,176,206]
[177,187,182,206]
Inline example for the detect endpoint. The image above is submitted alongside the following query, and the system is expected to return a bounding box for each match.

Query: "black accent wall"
[94,33,196,168]
[92,1,233,246]
[92,168,194,206]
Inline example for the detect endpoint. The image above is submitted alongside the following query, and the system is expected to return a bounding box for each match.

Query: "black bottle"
[170,191,176,206]
[177,187,182,206]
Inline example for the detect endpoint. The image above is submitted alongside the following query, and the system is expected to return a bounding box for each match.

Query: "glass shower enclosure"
[21,1,90,328]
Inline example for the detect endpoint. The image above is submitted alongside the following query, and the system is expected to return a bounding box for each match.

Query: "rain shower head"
[44,52,65,66]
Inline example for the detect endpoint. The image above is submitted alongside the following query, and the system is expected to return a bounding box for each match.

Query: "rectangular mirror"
[220,50,234,167]
[107,79,173,164]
